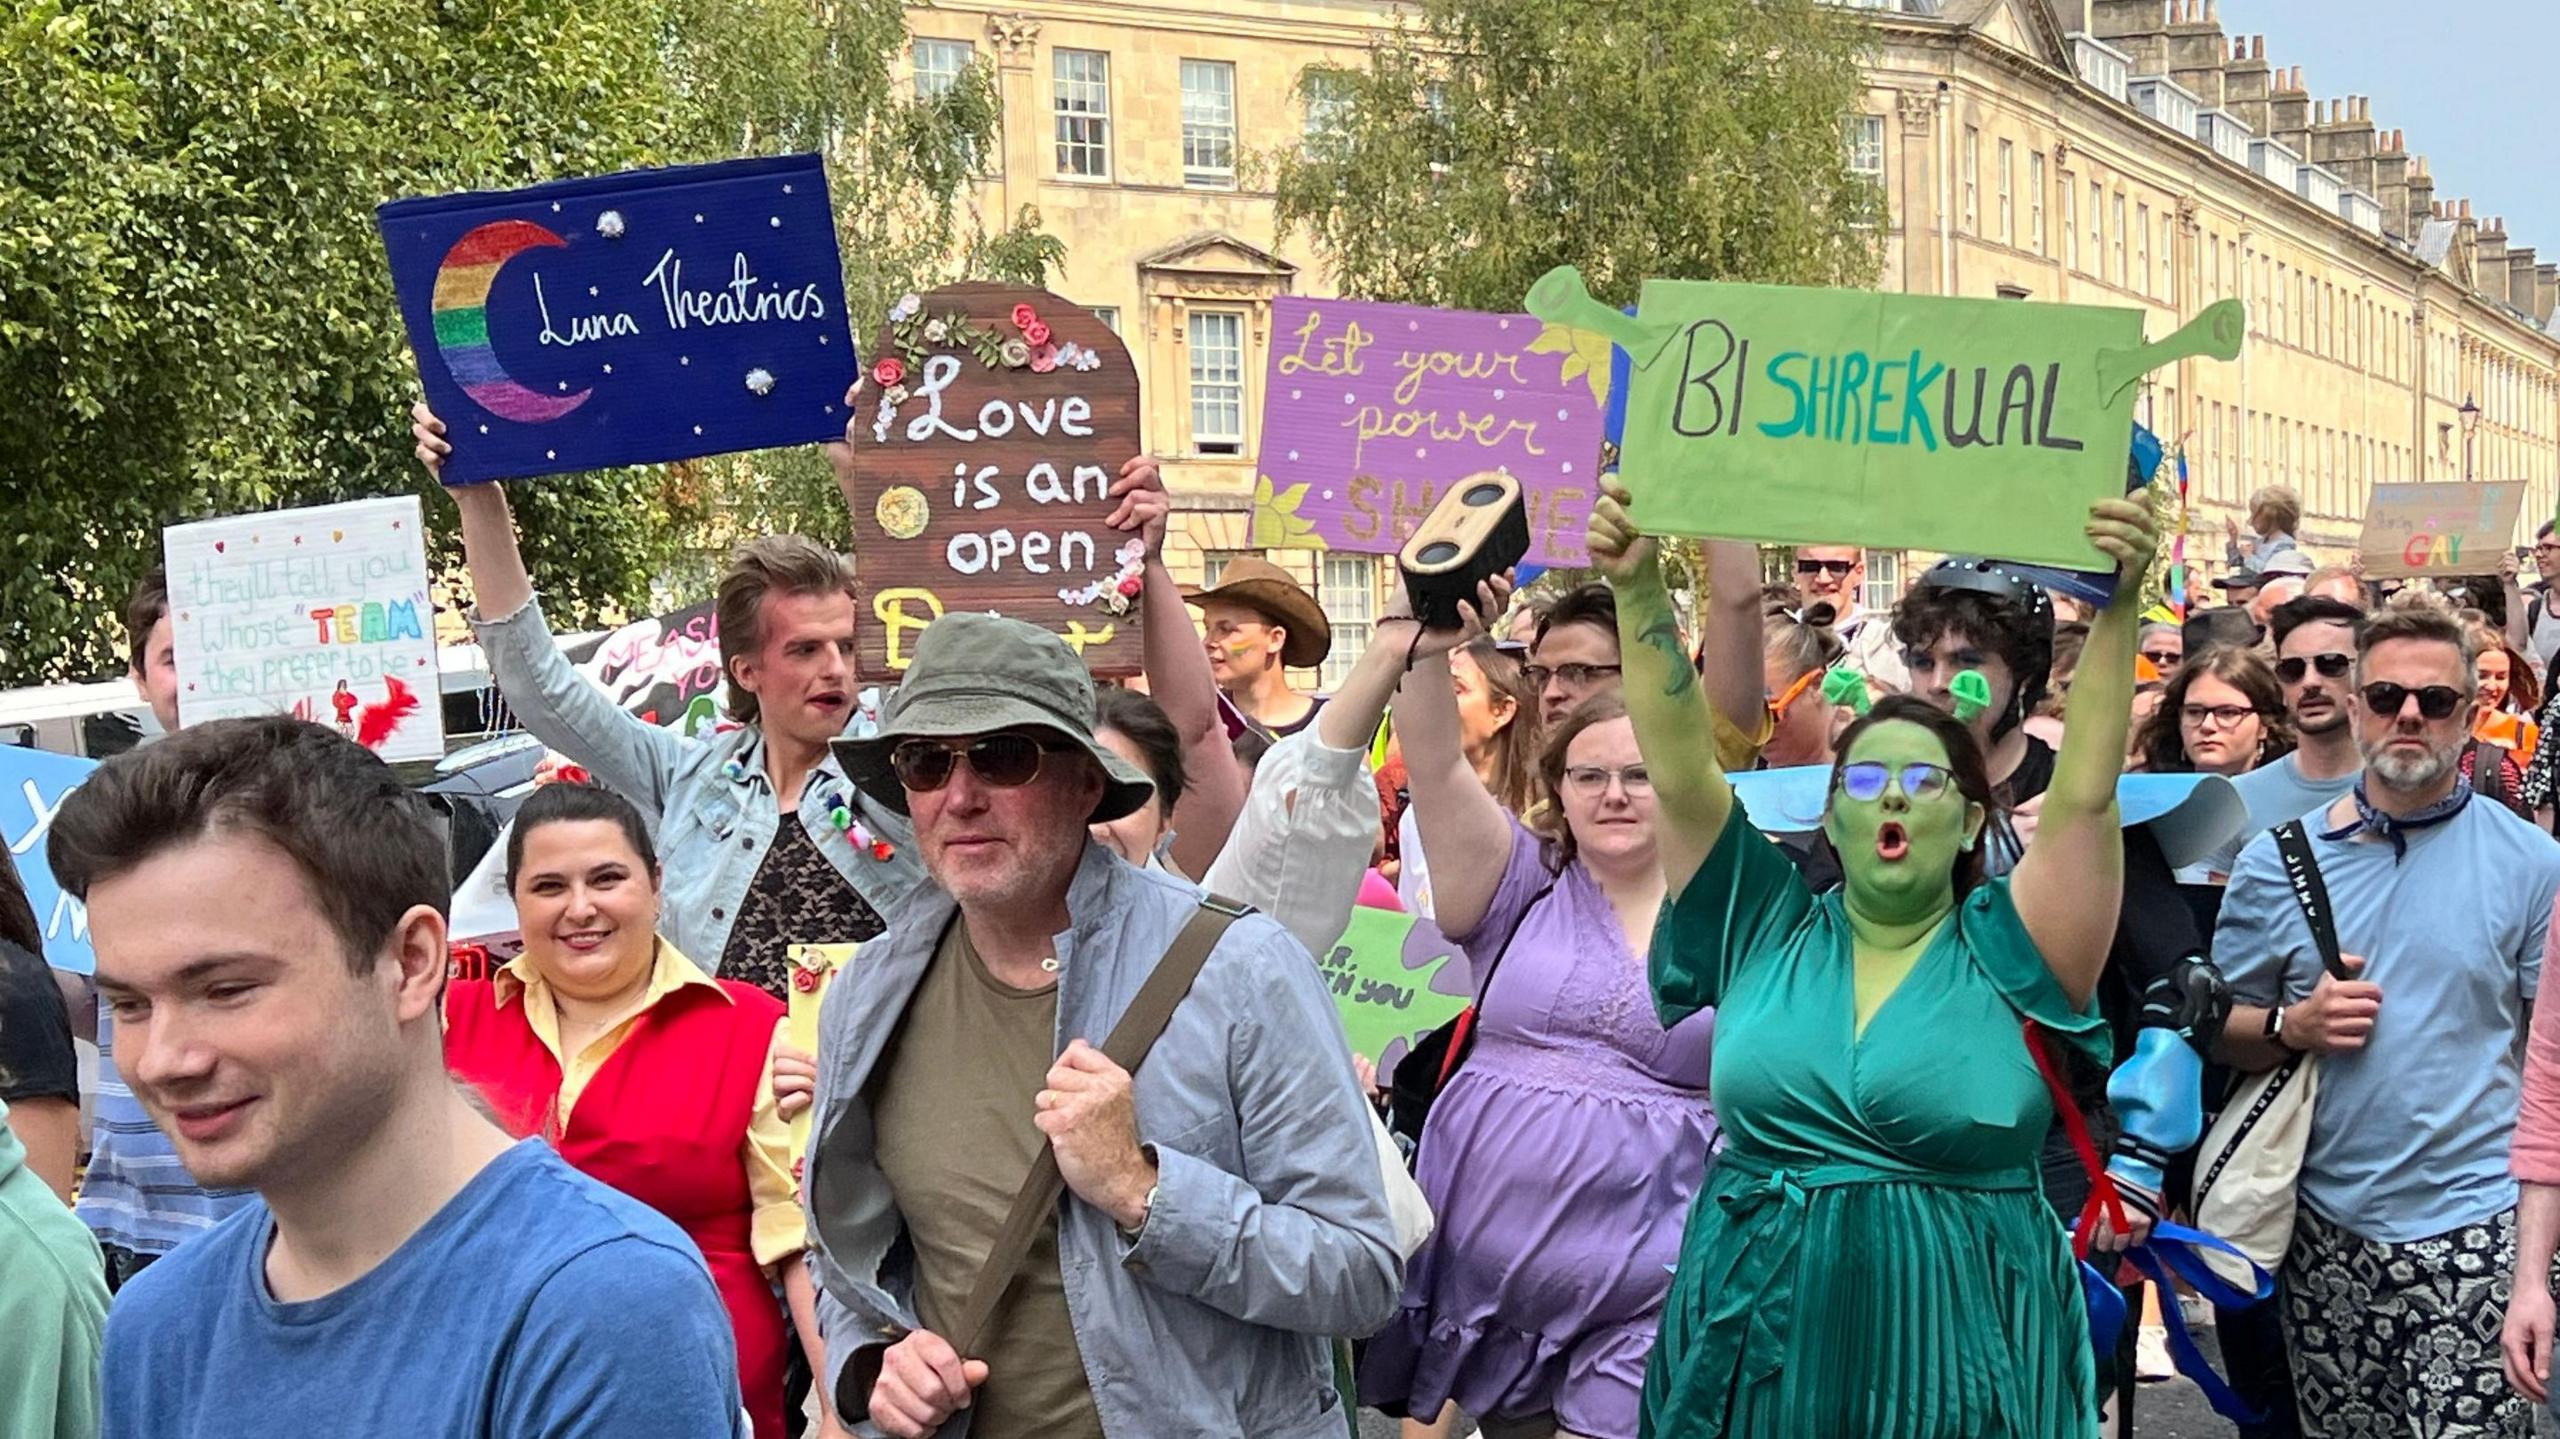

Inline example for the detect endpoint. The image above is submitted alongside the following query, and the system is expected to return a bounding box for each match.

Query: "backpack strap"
[2271,820,2348,981]
[2021,1021,2130,1260]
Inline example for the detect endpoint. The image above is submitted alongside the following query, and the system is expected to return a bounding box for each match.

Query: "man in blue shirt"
[2202,595,2367,880]
[2213,602,2560,1436]
[50,716,745,1437]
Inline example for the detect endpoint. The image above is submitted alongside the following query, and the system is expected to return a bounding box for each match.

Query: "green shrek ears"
[1950,670,1992,726]
[1822,666,1872,716]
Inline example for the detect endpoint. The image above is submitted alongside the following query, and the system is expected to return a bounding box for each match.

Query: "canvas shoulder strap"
[2271,820,2349,981]
[947,895,1247,1359]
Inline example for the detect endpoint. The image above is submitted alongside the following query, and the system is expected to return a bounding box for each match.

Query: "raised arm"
[1591,475,1733,895]
[414,402,684,808]
[1396,579,1519,940]
[1698,539,1770,761]
[2010,497,2159,1007]
[1108,459,1245,878]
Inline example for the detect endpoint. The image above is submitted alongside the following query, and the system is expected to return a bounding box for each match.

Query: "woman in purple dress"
[1361,631,1717,1439]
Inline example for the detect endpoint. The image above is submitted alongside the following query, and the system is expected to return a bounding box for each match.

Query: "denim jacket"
[805,845,1401,1439]
[472,596,924,966]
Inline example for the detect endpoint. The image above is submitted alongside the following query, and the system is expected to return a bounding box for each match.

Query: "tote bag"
[2190,821,2348,1288]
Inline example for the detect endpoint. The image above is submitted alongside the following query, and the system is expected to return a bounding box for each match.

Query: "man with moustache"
[1792,544,1908,694]
[2212,602,2560,1436]
[52,718,745,1436]
[2202,596,2369,879]
[804,613,1397,1439]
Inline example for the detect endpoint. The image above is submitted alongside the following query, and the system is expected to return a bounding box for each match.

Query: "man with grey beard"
[2211,602,2560,1436]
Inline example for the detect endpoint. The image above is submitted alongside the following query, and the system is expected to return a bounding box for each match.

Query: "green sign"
[1315,906,1472,1070]
[1526,268,2243,569]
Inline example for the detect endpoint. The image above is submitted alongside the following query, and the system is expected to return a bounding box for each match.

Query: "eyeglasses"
[2140,648,2183,668]
[887,733,1077,793]
[1766,668,1823,718]
[2359,682,2465,721]
[1834,760,1954,803]
[2179,703,2262,729]
[2536,542,2560,555]
[1562,764,1652,797]
[1796,558,1856,577]
[1523,662,1622,690]
[2274,653,2353,685]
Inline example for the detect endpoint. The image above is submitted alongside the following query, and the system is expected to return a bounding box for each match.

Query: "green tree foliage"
[0,0,1046,685]
[1271,0,1884,315]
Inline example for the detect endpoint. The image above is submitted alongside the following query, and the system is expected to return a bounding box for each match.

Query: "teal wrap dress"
[1639,819,2109,1439]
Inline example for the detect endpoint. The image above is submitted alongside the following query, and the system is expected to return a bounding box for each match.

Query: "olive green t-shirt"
[869,919,1102,1439]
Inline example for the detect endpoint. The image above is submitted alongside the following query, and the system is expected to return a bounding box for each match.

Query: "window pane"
[1303,68,1354,144]
[1318,555,1379,689]
[912,39,974,98]
[1188,310,1245,451]
[1053,49,1111,177]
[1180,59,1236,185]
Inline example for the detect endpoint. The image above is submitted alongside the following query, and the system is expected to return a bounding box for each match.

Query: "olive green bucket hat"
[829,611,1155,823]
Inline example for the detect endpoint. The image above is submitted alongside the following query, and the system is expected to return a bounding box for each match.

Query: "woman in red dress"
[444,780,828,1439]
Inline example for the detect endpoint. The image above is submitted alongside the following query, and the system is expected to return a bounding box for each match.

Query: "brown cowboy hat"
[1181,556,1332,669]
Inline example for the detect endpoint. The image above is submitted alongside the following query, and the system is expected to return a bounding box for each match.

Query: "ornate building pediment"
[1136,231,1300,301]
[1941,0,2074,73]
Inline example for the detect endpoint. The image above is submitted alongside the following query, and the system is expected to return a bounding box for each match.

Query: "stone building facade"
[902,0,2560,654]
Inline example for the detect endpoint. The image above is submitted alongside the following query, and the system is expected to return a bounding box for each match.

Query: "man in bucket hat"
[805,612,1398,1439]
[1184,557,1333,739]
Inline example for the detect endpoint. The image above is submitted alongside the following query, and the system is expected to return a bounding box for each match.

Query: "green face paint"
[1822,719,1982,929]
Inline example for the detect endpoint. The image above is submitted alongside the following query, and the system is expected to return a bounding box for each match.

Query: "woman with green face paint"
[1590,473,2157,1439]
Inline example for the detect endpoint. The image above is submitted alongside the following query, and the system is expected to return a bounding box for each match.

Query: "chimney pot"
[2314,100,2326,123]
[2252,35,2264,59]
[2206,0,2218,20]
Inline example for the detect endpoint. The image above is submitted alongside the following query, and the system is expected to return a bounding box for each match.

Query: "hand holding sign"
[1525,266,2243,569]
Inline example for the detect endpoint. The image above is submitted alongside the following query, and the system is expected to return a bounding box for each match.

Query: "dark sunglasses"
[2358,682,2465,721]
[2139,648,2182,667]
[1834,760,1954,803]
[1796,558,1856,577]
[2275,653,2352,684]
[887,733,1077,793]
[1523,662,1622,690]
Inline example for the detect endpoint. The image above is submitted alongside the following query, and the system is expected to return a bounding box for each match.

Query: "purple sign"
[1255,297,1609,568]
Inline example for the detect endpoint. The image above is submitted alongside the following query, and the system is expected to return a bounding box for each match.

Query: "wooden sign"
[2357,480,2527,578]
[843,284,1142,680]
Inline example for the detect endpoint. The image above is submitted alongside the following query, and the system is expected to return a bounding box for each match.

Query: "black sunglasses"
[888,733,1077,793]
[2274,653,2353,684]
[2358,682,2465,721]
[1796,558,1855,577]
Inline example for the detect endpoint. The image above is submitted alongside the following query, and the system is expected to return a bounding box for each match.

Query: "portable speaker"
[1400,472,1531,629]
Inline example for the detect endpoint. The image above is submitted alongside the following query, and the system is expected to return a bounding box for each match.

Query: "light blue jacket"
[805,844,1401,1439]
[473,596,923,966]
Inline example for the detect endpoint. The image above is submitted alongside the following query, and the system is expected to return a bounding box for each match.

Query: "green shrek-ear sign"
[1528,268,2243,569]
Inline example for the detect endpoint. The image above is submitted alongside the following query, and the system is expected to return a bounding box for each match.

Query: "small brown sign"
[844,284,1142,680]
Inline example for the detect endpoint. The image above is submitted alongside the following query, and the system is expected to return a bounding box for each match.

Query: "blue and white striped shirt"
[76,1002,252,1256]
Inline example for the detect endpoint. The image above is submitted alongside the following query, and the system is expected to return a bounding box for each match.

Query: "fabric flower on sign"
[791,967,820,994]
[871,355,906,387]
[1011,302,1039,330]
[1029,343,1059,374]
[1072,349,1103,372]
[595,210,625,239]
[1000,337,1032,368]
[744,368,775,396]
[892,292,922,321]
[924,319,949,343]
[884,383,910,404]
[1023,319,1052,347]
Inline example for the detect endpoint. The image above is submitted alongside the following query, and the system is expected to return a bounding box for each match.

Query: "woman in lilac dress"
[1361,639,1717,1439]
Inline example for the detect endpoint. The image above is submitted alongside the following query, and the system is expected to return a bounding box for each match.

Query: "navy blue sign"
[378,154,857,485]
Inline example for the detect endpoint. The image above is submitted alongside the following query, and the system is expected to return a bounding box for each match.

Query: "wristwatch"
[2264,1002,2299,1052]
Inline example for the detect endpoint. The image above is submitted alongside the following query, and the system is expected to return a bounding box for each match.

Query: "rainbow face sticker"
[431,220,590,424]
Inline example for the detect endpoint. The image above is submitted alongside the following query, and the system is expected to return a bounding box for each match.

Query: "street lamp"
[2460,392,2482,481]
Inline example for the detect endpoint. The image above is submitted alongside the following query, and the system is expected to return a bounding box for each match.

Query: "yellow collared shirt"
[482,940,807,1268]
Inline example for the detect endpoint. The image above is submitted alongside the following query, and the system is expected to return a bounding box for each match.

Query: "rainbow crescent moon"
[431,220,589,424]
